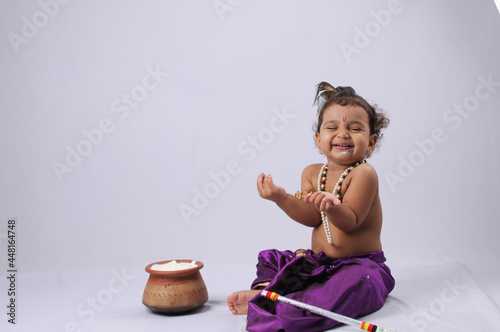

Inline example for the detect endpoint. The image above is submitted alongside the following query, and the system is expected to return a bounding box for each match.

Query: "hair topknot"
[313,82,389,158]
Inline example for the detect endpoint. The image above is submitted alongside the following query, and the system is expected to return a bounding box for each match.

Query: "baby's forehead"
[323,104,370,122]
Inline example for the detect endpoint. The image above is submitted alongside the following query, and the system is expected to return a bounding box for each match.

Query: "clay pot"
[142,260,208,314]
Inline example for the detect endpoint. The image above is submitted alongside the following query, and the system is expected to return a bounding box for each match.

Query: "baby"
[227,82,395,332]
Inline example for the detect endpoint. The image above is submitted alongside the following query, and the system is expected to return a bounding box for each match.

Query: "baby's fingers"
[257,172,266,183]
[303,192,315,204]
[319,197,333,212]
[256,173,264,189]
[319,193,342,212]
[305,192,323,207]
[263,174,274,185]
[323,192,341,206]
[257,173,272,196]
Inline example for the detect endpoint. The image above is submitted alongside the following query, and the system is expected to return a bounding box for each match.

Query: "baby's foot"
[226,290,260,315]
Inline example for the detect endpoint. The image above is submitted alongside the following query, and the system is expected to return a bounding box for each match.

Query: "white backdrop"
[1,1,499,331]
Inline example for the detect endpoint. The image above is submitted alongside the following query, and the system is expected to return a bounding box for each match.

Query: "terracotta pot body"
[142,260,208,314]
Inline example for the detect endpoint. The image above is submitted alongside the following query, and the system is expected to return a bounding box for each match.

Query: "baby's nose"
[337,129,349,137]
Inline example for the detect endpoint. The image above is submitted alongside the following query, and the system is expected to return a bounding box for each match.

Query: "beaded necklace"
[317,160,366,245]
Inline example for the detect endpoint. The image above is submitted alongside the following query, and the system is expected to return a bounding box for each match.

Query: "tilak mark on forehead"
[342,117,347,123]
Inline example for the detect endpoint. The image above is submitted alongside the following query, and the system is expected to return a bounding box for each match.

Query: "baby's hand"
[304,191,341,213]
[257,173,287,203]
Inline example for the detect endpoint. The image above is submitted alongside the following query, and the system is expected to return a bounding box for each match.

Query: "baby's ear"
[367,134,378,155]
[315,132,324,155]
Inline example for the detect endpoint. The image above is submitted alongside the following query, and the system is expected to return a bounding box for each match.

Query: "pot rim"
[145,259,204,275]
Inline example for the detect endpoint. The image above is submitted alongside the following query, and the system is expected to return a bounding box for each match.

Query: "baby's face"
[315,104,376,165]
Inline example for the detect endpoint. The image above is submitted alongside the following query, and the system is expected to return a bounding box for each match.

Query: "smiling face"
[315,104,377,167]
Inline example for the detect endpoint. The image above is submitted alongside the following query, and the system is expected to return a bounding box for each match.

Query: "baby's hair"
[313,82,389,158]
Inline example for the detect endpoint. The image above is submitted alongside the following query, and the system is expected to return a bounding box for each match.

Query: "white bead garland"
[317,160,365,245]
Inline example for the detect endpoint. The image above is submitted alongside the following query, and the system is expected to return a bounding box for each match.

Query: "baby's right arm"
[257,170,321,227]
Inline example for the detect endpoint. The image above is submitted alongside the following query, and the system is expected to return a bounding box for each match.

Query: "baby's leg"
[226,290,260,315]
[247,258,394,331]
[228,249,295,315]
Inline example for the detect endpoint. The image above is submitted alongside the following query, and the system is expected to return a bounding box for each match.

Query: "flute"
[261,290,397,332]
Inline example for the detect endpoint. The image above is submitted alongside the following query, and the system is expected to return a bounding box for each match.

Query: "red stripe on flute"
[265,291,279,302]
[361,322,376,331]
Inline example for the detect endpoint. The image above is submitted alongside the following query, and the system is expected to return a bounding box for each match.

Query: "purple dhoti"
[246,249,395,332]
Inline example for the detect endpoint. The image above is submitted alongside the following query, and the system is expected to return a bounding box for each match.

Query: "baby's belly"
[311,226,381,259]
[311,226,345,258]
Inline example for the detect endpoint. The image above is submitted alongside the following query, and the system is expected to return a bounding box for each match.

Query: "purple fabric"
[246,249,395,332]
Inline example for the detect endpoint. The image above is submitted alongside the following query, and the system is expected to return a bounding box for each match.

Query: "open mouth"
[333,144,353,151]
